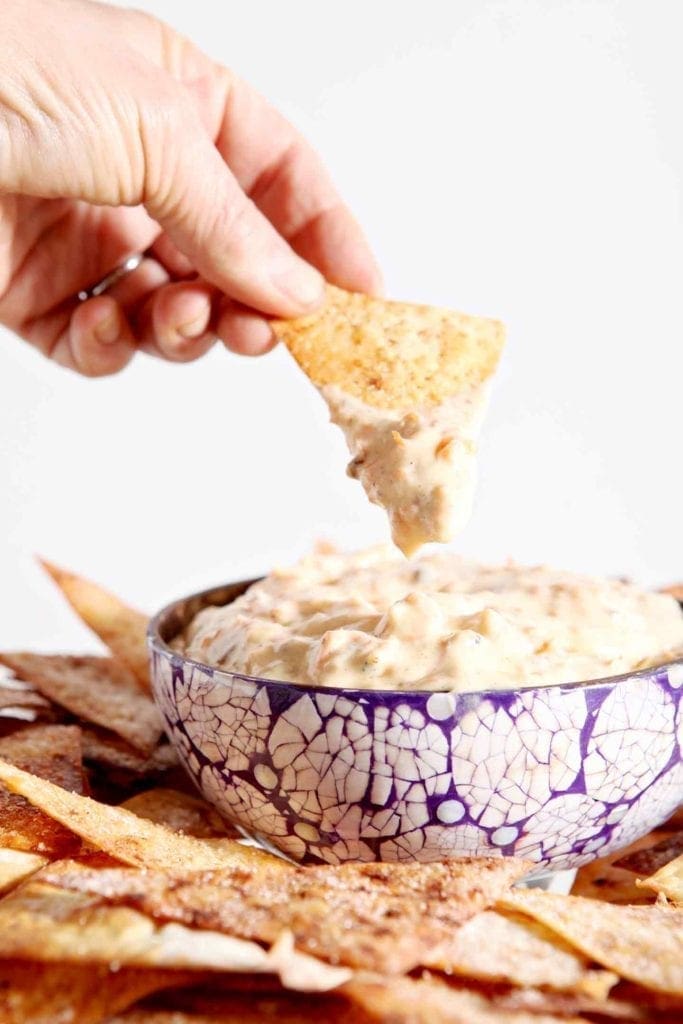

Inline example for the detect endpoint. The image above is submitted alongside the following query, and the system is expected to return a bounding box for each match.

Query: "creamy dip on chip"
[273,285,505,557]
[324,384,491,557]
[180,547,683,693]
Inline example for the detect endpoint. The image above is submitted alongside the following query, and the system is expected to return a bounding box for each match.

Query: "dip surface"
[180,547,683,692]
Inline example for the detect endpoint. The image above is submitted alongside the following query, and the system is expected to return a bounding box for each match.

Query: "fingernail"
[94,310,121,345]
[272,261,324,309]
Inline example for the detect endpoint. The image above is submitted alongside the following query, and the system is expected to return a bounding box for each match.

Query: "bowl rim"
[148,579,683,702]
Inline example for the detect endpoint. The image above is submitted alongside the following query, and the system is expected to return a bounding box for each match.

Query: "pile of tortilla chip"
[0,565,681,1023]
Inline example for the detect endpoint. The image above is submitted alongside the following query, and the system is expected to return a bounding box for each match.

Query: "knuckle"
[138,79,194,207]
[215,195,260,259]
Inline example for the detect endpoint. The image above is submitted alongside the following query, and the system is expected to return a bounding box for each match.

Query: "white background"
[1,0,682,650]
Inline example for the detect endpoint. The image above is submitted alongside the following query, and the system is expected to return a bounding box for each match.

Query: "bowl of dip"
[149,547,683,869]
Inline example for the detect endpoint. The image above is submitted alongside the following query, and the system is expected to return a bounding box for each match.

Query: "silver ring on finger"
[77,253,144,302]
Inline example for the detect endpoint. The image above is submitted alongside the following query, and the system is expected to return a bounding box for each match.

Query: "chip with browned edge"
[0,653,162,753]
[0,879,349,990]
[0,725,84,856]
[120,789,239,839]
[0,848,47,894]
[424,909,616,998]
[342,973,588,1024]
[0,760,283,872]
[499,890,683,995]
[40,560,150,691]
[639,852,683,906]
[618,834,683,879]
[571,827,672,906]
[6,886,348,994]
[0,960,189,1024]
[0,677,51,718]
[43,856,529,975]
[108,993,356,1024]
[81,727,178,776]
[0,880,267,970]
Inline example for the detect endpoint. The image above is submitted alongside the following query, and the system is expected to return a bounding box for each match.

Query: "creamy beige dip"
[180,546,683,693]
[323,385,491,557]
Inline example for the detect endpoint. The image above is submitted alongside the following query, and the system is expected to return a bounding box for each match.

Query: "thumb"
[145,121,324,317]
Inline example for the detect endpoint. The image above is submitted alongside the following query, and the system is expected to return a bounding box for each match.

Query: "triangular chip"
[120,789,239,839]
[617,833,683,878]
[43,856,528,975]
[81,727,178,776]
[342,973,588,1024]
[499,890,683,995]
[108,992,354,1024]
[0,677,51,718]
[274,285,504,410]
[0,759,282,872]
[0,880,263,972]
[0,653,162,754]
[571,828,671,905]
[273,286,505,554]
[0,960,186,1024]
[639,852,683,905]
[0,877,349,990]
[0,848,47,894]
[425,909,617,998]
[40,560,150,690]
[0,725,84,856]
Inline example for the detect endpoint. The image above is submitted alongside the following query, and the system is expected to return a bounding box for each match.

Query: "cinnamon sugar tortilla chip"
[570,829,670,905]
[40,560,150,691]
[499,890,683,995]
[273,285,505,410]
[617,833,683,879]
[0,679,51,715]
[570,862,652,906]
[639,852,683,906]
[120,789,239,839]
[0,879,349,990]
[81,727,178,775]
[0,760,282,872]
[0,848,47,894]
[607,979,683,1017]
[0,880,266,972]
[0,725,84,856]
[425,909,617,999]
[342,973,587,1024]
[0,959,190,1024]
[109,993,355,1024]
[42,857,528,975]
[0,653,162,754]
[477,984,644,1020]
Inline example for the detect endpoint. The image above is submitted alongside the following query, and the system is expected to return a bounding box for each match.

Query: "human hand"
[0,0,380,375]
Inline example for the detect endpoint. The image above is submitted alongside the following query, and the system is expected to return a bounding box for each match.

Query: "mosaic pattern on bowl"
[149,584,683,868]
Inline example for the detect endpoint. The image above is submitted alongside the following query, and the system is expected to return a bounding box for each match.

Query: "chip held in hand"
[273,285,505,555]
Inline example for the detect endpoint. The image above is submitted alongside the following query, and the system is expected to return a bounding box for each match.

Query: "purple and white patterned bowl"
[149,580,683,870]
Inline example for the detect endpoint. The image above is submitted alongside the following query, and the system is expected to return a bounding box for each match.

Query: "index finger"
[160,31,382,300]
[212,74,383,296]
[122,12,382,297]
